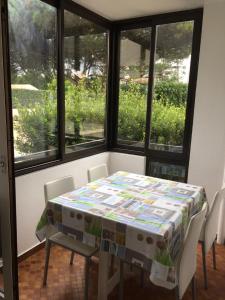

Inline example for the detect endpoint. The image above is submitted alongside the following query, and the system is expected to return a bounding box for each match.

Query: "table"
[36,171,206,298]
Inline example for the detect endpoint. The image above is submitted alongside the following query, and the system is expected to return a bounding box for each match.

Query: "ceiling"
[72,0,204,20]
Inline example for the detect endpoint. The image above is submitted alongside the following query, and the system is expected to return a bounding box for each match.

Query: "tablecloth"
[36,171,206,289]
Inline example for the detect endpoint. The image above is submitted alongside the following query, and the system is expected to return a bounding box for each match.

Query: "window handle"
[0,156,6,174]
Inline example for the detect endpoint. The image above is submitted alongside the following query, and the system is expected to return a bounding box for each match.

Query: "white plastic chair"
[43,176,98,300]
[199,188,225,289]
[119,203,208,300]
[87,163,109,182]
[175,202,207,300]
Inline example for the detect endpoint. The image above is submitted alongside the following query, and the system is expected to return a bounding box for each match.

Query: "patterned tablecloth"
[36,171,206,289]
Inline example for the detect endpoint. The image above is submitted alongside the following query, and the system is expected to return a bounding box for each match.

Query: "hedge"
[13,78,186,154]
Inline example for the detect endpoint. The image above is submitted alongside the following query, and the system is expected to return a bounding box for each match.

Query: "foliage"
[13,83,57,154]
[14,78,187,154]
[8,0,57,89]
[118,82,185,145]
[156,22,194,61]
[154,80,188,106]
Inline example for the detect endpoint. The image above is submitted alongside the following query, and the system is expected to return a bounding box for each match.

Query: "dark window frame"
[4,0,203,177]
[112,9,203,182]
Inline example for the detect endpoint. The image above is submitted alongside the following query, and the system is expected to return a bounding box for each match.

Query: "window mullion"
[144,25,157,155]
[57,2,65,161]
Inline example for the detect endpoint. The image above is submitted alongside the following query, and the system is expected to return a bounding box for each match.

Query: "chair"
[199,188,225,289]
[119,203,208,300]
[43,176,98,300]
[88,163,109,182]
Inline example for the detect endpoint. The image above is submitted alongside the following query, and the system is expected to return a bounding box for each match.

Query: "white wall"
[188,0,225,205]
[16,152,110,255]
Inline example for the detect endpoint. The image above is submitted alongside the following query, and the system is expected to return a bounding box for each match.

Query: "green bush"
[13,78,186,155]
[13,86,57,154]
[118,90,185,146]
[154,80,188,106]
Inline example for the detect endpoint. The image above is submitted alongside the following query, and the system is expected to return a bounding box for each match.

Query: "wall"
[188,0,225,206]
[16,152,110,255]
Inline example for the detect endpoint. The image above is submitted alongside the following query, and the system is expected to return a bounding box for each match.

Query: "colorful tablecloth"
[36,171,206,289]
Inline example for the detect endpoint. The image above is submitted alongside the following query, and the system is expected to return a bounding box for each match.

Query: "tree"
[8,0,57,89]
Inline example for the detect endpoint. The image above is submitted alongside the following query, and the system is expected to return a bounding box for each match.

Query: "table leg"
[98,251,110,300]
[98,252,120,300]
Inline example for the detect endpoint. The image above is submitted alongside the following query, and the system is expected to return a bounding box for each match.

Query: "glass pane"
[117,27,151,146]
[8,0,58,163]
[149,161,186,182]
[64,10,108,153]
[149,21,194,153]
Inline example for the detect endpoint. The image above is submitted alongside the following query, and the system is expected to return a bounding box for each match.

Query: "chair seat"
[48,232,98,257]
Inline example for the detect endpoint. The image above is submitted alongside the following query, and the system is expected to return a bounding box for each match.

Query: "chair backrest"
[87,164,109,182]
[178,202,208,299]
[44,176,75,203]
[204,188,225,252]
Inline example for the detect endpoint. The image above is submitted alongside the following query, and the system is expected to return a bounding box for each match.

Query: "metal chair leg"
[201,241,208,289]
[212,241,217,270]
[119,261,124,300]
[175,285,180,300]
[140,269,144,288]
[84,257,90,300]
[191,275,196,300]
[70,252,75,265]
[43,239,51,286]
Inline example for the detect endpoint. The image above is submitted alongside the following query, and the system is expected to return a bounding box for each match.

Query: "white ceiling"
[72,0,204,20]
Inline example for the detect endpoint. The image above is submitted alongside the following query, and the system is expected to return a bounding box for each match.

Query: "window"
[149,22,194,153]
[117,28,151,147]
[8,0,58,164]
[64,10,108,153]
[5,1,202,176]
[147,160,186,182]
[115,14,202,182]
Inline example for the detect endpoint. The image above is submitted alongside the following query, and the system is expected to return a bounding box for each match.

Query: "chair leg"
[212,241,217,270]
[140,269,144,288]
[201,241,208,289]
[191,275,196,300]
[84,257,90,300]
[43,239,51,286]
[70,252,75,265]
[119,261,124,300]
[175,286,180,300]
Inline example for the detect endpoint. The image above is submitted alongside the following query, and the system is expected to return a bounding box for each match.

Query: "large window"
[117,28,151,147]
[8,0,58,164]
[5,1,202,176]
[64,10,108,153]
[116,14,202,182]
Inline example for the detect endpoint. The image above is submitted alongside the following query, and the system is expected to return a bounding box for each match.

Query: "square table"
[36,171,206,299]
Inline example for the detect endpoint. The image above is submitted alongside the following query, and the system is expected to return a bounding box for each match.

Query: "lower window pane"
[117,27,151,147]
[149,21,194,153]
[8,0,58,163]
[64,10,108,154]
[149,161,186,182]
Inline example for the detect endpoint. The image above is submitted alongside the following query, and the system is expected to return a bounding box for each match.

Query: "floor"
[18,244,225,300]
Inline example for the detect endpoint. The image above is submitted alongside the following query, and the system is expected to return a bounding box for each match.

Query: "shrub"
[154,80,188,106]
[13,78,186,155]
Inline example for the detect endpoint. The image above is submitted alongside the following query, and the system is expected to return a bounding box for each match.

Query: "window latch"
[0,156,6,174]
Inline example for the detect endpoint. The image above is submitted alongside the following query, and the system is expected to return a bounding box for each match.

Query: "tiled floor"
[18,244,225,300]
